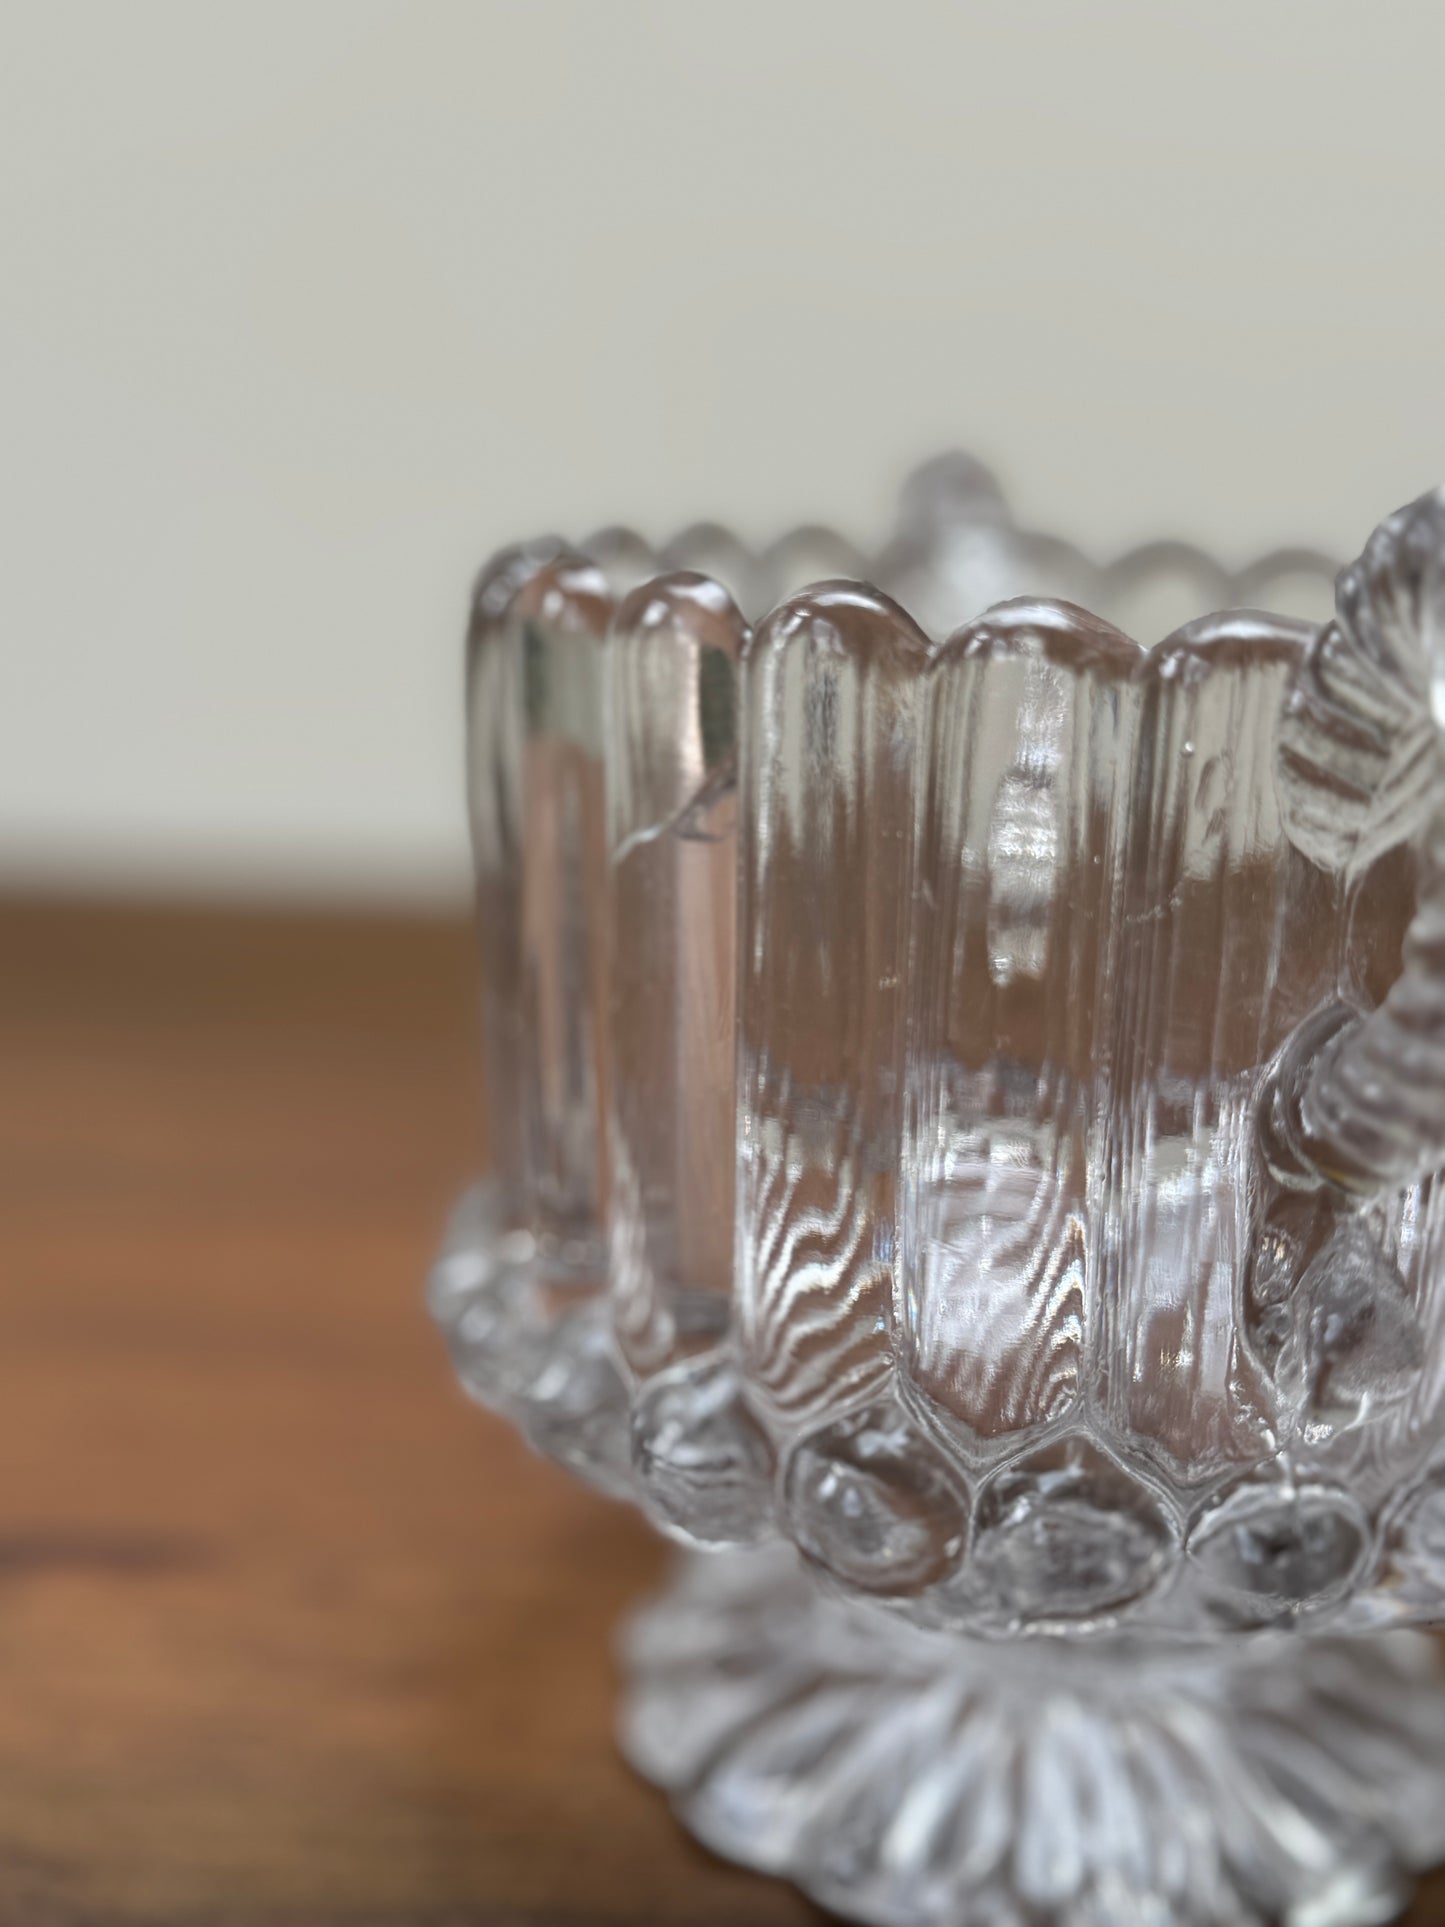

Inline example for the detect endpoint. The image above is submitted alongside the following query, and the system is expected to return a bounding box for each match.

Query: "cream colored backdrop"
[2,0,1441,903]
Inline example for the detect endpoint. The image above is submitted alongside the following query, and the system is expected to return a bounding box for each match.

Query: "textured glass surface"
[435,458,1445,1927]
[513,555,613,1288]
[903,601,1137,1459]
[622,1545,1445,1927]
[1099,616,1323,1490]
[736,585,930,1423]
[607,573,745,1371]
[459,547,631,1490]
[606,571,773,1541]
[465,538,562,1235]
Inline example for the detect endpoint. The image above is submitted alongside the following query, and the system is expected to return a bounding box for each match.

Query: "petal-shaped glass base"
[621,1546,1445,1927]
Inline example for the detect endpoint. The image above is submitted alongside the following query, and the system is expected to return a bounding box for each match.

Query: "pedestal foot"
[620,1546,1445,1927]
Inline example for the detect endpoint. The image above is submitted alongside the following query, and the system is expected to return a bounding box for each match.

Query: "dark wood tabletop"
[1,895,1439,1926]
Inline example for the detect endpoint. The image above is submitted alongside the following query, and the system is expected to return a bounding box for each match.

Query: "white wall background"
[2,0,1442,906]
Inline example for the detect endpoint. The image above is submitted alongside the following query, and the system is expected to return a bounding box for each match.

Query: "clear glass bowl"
[433,454,1445,1926]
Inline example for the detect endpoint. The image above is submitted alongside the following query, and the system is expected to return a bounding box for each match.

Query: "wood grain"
[0,896,821,1926]
[0,895,1437,1926]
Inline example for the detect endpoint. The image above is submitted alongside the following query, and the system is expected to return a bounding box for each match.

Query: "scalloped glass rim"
[545,458,1342,644]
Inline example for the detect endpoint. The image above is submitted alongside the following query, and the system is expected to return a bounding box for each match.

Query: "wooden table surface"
[1,895,1439,1926]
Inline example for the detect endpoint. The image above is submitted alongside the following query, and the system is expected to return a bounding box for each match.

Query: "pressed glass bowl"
[432,455,1445,1926]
